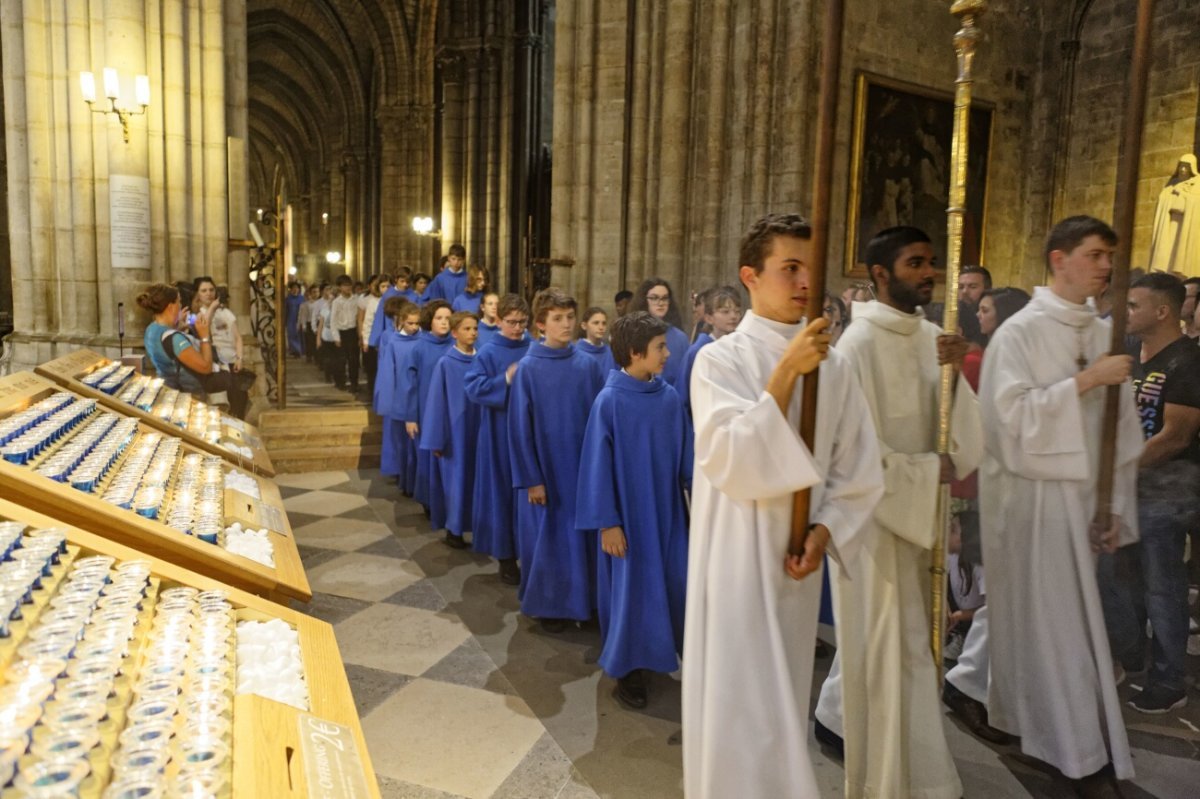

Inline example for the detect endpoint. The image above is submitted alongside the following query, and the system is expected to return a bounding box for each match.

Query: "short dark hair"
[738,213,812,276]
[532,288,577,324]
[413,273,431,288]
[982,287,1032,331]
[1132,272,1185,317]
[383,296,409,320]
[703,286,742,315]
[419,299,452,330]
[864,226,932,287]
[497,293,530,319]
[1182,276,1200,292]
[961,265,992,290]
[335,274,352,286]
[395,266,413,282]
[1044,215,1117,268]
[448,243,466,259]
[449,310,477,331]
[610,311,669,368]
[614,290,633,304]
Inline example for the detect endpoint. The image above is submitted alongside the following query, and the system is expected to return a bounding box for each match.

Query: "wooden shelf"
[0,498,380,799]
[0,372,309,603]
[35,349,276,477]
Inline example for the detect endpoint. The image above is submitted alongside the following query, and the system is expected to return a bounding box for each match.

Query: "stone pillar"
[224,0,249,319]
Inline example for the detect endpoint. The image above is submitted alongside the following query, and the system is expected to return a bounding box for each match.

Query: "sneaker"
[1127,684,1187,714]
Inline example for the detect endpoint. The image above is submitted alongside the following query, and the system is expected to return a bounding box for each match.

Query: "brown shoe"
[1076,765,1124,799]
[942,682,1015,745]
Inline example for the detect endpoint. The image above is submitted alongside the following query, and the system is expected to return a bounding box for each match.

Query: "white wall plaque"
[110,174,151,269]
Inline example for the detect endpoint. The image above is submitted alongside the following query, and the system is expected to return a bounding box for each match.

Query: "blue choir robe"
[577,370,692,677]
[368,287,401,348]
[476,321,500,350]
[660,325,692,392]
[508,343,606,620]
[286,293,305,354]
[575,340,617,375]
[379,332,419,491]
[425,268,468,303]
[451,291,484,314]
[419,348,480,535]
[463,335,530,559]
[679,332,713,414]
[403,330,453,510]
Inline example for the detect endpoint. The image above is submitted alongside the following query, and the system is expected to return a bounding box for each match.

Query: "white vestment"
[1148,158,1200,276]
[817,300,981,799]
[682,311,884,799]
[945,604,989,703]
[979,286,1142,780]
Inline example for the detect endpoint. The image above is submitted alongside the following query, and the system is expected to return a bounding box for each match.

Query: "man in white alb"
[683,213,883,798]
[980,215,1142,798]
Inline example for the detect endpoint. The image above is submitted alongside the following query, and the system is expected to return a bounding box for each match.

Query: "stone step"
[270,444,383,474]
[259,406,378,430]
[262,423,383,450]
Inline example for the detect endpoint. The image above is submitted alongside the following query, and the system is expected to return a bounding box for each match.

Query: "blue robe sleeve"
[419,362,451,452]
[402,354,421,423]
[507,367,544,488]
[464,355,509,409]
[374,339,395,414]
[678,393,694,493]
[575,398,622,531]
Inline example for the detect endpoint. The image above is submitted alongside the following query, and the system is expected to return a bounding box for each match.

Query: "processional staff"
[930,0,986,679]
[1094,0,1155,549]
[788,0,845,558]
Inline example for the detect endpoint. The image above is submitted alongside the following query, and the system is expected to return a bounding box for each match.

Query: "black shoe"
[813,718,844,760]
[1127,684,1187,714]
[539,618,567,634]
[498,558,521,586]
[443,532,468,550]
[942,681,1014,744]
[616,670,648,709]
[1076,764,1124,799]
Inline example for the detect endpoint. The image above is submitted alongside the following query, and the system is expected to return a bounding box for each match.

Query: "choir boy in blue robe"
[476,292,501,348]
[577,311,692,709]
[576,307,617,374]
[376,301,421,489]
[403,300,453,515]
[424,243,468,302]
[680,286,743,413]
[451,264,488,313]
[628,278,691,390]
[420,312,481,549]
[374,297,408,479]
[508,289,606,632]
[369,267,416,348]
[465,294,532,585]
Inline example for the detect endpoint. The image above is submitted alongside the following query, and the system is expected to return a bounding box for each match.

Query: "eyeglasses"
[645,294,670,303]
[501,317,528,328]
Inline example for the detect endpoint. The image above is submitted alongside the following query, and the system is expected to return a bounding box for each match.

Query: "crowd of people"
[134,211,1198,798]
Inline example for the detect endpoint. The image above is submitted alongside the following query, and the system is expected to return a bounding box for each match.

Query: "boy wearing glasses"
[576,311,692,709]
[464,294,533,585]
[508,289,606,632]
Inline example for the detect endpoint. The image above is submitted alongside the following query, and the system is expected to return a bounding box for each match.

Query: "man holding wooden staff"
[979,215,1142,797]
[681,213,883,798]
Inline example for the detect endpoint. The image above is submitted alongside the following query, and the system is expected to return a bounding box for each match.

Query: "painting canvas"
[845,73,993,277]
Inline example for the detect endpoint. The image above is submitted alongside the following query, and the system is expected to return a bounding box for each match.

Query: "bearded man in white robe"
[813,225,981,799]
[980,215,1142,798]
[683,213,884,798]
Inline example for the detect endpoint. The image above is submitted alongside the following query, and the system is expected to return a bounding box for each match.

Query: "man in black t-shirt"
[1100,273,1200,714]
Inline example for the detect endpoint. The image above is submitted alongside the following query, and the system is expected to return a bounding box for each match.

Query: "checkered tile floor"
[280,469,1200,799]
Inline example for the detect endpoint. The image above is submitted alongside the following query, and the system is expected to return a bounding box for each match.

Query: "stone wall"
[1057,0,1200,274]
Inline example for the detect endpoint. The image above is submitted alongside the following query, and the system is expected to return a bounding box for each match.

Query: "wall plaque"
[110,174,151,269]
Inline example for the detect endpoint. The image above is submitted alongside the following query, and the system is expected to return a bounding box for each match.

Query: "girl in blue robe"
[627,277,691,390]
[576,312,692,706]
[420,314,481,547]
[508,292,606,627]
[464,296,531,583]
[402,300,453,514]
[576,306,617,374]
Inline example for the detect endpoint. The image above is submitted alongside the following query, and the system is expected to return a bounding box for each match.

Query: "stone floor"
[279,468,1200,799]
[282,351,370,408]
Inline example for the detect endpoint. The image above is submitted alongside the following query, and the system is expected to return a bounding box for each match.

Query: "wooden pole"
[788,0,845,557]
[1095,0,1155,532]
[930,0,986,680]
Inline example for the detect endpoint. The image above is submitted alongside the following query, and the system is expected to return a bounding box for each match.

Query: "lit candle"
[103,68,120,100]
[79,72,96,104]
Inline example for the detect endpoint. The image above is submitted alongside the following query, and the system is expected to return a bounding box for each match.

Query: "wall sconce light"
[412,216,441,238]
[80,68,149,143]
[325,251,342,264]
[288,265,298,276]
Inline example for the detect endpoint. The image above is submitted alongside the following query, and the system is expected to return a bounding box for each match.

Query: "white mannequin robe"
[817,300,981,799]
[682,311,884,799]
[979,286,1142,780]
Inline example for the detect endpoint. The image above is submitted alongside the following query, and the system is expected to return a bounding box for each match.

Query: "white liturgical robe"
[979,286,1142,780]
[682,311,884,799]
[816,300,981,799]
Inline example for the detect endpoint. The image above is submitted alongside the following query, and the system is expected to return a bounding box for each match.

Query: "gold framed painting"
[844,72,994,278]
